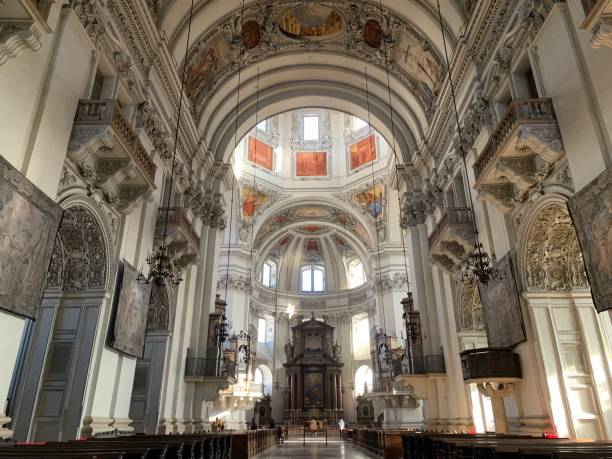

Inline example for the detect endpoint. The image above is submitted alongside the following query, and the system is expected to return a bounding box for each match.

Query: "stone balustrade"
[473,98,564,212]
[68,99,157,213]
[155,207,200,267]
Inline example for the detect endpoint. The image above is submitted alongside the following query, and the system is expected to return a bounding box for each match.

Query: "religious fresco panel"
[296,151,328,177]
[241,186,270,220]
[185,32,231,103]
[0,155,62,319]
[568,165,612,312]
[350,135,377,171]
[353,184,385,220]
[394,30,442,100]
[248,136,273,171]
[280,5,344,41]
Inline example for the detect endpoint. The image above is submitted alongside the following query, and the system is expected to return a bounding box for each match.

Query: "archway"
[10,202,110,441]
[254,364,273,395]
[354,365,373,396]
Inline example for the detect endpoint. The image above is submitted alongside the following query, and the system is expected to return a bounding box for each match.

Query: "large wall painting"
[350,135,377,171]
[353,184,384,220]
[303,371,324,407]
[185,32,231,104]
[568,166,612,312]
[280,5,344,41]
[394,30,442,100]
[478,254,526,348]
[241,186,270,221]
[108,260,152,358]
[296,151,328,177]
[0,155,63,319]
[248,136,273,171]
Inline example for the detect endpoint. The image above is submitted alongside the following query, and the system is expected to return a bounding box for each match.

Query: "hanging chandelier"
[139,0,196,287]
[435,0,503,286]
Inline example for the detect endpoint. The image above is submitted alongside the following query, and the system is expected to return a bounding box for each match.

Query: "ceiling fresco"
[254,203,372,250]
[182,0,446,120]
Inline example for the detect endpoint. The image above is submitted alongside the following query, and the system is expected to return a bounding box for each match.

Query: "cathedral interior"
[1,0,612,457]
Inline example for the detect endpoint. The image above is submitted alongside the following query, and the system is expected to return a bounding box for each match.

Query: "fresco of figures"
[353,184,385,220]
[248,136,273,171]
[569,166,612,312]
[0,155,62,319]
[280,5,344,40]
[241,186,270,220]
[296,151,328,177]
[350,135,377,171]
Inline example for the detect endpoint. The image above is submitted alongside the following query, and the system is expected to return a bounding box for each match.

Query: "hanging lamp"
[139,0,197,287]
[435,0,504,286]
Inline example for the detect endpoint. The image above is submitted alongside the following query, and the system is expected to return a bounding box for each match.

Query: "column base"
[0,416,13,440]
[191,418,204,433]
[80,416,114,438]
[110,417,134,435]
[157,417,177,434]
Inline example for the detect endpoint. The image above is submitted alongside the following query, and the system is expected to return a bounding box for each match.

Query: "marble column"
[332,373,337,410]
[297,374,303,410]
[477,383,514,434]
[337,374,343,411]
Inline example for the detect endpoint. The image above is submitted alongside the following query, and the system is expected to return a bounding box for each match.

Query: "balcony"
[0,0,51,66]
[580,0,612,49]
[155,207,200,267]
[184,357,237,401]
[391,354,446,379]
[473,99,564,212]
[459,347,522,383]
[428,207,475,272]
[67,99,157,213]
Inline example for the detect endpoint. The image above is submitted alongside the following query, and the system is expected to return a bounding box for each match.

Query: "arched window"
[347,258,366,288]
[355,365,373,396]
[301,265,325,292]
[260,259,277,288]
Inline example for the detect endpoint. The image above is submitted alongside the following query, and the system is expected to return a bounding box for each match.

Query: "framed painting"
[350,135,377,171]
[296,151,327,177]
[0,154,63,319]
[107,260,152,358]
[568,166,612,312]
[478,253,526,348]
[248,136,273,171]
[303,371,323,407]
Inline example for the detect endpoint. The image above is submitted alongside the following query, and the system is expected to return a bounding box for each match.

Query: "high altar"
[284,314,344,424]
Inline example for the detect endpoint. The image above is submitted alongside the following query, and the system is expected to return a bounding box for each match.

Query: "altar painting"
[0,155,62,319]
[248,136,273,171]
[108,260,152,358]
[350,135,376,170]
[241,186,269,220]
[303,371,324,407]
[568,166,612,312]
[296,151,327,177]
[353,184,384,219]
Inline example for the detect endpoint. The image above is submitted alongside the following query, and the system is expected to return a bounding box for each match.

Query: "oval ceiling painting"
[242,20,261,49]
[279,5,344,41]
[363,19,382,48]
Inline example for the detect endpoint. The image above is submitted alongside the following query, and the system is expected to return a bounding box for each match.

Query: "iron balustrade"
[184,357,237,379]
[391,354,446,378]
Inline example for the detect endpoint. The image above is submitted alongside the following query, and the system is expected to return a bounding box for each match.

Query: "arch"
[255,364,273,395]
[354,364,373,396]
[45,200,112,293]
[518,195,588,292]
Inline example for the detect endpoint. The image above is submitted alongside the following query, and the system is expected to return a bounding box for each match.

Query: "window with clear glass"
[301,266,325,292]
[260,260,276,288]
[257,317,266,343]
[257,119,268,131]
[355,365,373,396]
[354,117,367,130]
[352,314,370,360]
[347,259,366,288]
[303,115,319,140]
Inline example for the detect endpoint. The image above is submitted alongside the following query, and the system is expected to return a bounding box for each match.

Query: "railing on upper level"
[391,354,446,378]
[428,206,473,249]
[473,98,556,183]
[74,99,156,185]
[156,207,200,249]
[184,357,237,380]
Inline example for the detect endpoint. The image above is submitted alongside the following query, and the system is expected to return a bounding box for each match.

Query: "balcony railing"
[74,99,156,185]
[156,207,200,250]
[428,207,473,249]
[473,98,556,184]
[391,354,446,378]
[185,357,237,380]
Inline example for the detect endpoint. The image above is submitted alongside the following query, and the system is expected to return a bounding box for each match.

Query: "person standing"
[310,418,317,438]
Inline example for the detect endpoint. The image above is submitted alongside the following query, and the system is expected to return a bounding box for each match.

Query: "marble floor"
[256,439,378,458]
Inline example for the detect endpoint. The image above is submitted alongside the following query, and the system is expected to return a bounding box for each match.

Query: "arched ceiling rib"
[155,0,465,163]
